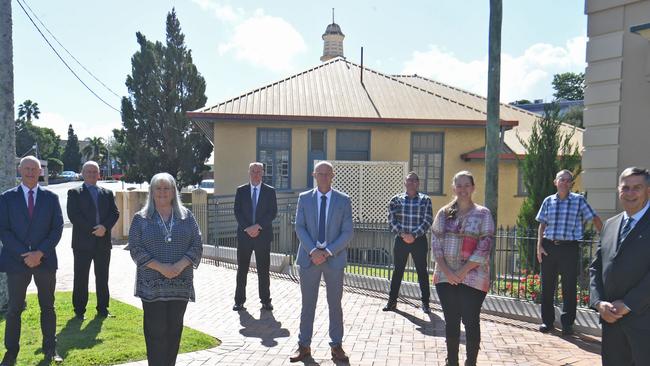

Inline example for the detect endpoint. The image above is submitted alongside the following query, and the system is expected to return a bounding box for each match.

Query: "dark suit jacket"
[234,183,278,244]
[0,186,64,273]
[589,207,650,329]
[67,184,120,252]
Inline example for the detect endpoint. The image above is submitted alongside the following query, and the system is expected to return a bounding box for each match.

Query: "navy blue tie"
[252,187,258,223]
[318,195,327,244]
[618,217,634,249]
[89,186,100,225]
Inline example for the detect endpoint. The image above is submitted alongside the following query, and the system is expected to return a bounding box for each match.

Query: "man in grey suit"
[290,161,353,363]
[590,167,650,365]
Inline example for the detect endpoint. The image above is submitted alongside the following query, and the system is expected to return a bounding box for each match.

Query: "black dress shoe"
[232,303,246,311]
[74,313,85,321]
[261,302,274,311]
[422,303,431,314]
[382,300,397,311]
[98,311,115,318]
[538,324,552,333]
[562,325,574,336]
[0,353,16,366]
[44,349,63,363]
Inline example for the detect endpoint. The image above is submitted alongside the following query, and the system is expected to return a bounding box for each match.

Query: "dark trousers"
[4,269,57,357]
[436,283,487,366]
[388,235,430,303]
[142,300,188,366]
[235,238,271,304]
[540,239,578,328]
[73,247,111,315]
[601,320,650,366]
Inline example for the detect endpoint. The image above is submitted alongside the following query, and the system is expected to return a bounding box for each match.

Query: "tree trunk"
[0,0,16,311]
[486,0,502,281]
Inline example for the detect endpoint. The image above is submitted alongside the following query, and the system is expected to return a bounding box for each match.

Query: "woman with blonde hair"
[431,171,494,366]
[129,173,202,366]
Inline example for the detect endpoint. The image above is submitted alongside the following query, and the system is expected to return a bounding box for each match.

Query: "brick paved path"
[45,228,601,365]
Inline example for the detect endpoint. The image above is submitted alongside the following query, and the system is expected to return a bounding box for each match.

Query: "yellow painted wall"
[212,123,257,195]
[213,122,525,225]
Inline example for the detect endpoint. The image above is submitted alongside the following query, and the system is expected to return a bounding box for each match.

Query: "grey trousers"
[297,263,344,347]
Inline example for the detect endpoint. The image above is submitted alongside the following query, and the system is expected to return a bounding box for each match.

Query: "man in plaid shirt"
[383,172,433,313]
[536,169,602,335]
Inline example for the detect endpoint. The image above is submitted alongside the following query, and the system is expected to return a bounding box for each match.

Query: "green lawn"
[0,292,219,366]
[345,265,433,282]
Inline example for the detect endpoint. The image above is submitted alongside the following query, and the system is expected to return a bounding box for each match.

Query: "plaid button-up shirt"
[388,192,433,238]
[535,192,597,241]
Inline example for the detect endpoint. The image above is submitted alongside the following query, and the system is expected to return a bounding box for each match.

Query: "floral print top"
[431,204,494,292]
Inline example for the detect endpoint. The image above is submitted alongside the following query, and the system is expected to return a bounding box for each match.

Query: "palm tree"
[17,99,40,122]
[82,137,107,164]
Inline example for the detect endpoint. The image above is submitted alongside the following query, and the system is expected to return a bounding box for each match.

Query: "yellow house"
[188,55,587,226]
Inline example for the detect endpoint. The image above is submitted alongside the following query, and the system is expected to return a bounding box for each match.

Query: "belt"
[544,238,578,245]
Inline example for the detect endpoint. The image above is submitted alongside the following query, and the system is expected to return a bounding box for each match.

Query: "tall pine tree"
[117,8,211,187]
[62,124,82,171]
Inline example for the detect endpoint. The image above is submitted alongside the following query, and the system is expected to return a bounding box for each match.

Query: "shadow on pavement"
[238,309,290,347]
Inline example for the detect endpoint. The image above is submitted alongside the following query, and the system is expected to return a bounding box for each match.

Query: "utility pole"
[0,0,16,312]
[486,0,502,280]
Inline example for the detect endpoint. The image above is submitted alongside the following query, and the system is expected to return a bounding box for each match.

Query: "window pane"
[410,133,444,194]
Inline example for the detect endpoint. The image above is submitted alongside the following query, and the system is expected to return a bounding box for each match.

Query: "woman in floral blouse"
[129,173,202,366]
[431,171,494,366]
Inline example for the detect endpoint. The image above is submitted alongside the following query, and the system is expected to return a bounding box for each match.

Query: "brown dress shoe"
[289,345,311,363]
[331,345,350,362]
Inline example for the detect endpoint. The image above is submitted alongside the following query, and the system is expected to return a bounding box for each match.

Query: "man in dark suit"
[233,162,277,311]
[290,161,353,363]
[590,167,650,365]
[67,161,119,320]
[0,156,64,365]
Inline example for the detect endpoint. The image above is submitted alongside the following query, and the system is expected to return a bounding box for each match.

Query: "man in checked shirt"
[383,172,433,313]
[536,169,602,335]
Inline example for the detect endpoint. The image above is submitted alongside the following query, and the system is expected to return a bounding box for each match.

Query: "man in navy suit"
[590,167,650,365]
[67,161,119,319]
[233,162,277,311]
[0,156,64,365]
[290,161,353,363]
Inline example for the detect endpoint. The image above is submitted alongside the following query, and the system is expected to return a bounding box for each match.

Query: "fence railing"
[195,200,598,308]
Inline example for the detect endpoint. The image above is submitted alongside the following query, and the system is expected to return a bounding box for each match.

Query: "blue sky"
[12,0,587,140]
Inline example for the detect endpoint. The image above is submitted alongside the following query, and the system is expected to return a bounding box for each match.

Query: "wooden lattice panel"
[317,160,409,223]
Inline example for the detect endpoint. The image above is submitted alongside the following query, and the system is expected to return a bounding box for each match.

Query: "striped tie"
[618,217,634,249]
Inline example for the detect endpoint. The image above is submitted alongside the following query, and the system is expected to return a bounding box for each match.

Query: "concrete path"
[40,227,601,365]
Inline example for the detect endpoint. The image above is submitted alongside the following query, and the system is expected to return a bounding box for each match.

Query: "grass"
[0,292,219,366]
[345,264,433,282]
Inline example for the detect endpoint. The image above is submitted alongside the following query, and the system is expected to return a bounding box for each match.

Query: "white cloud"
[191,0,244,23]
[218,9,307,73]
[35,112,121,141]
[401,36,587,102]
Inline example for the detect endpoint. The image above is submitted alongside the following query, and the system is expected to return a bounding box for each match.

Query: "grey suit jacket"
[589,207,650,329]
[294,188,353,270]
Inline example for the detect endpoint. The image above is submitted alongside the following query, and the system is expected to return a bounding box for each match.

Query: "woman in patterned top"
[431,171,494,366]
[129,173,202,366]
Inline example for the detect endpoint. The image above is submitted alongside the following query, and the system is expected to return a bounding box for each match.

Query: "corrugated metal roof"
[393,75,583,155]
[194,58,514,123]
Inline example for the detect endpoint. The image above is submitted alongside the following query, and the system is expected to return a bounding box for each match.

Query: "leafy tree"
[15,100,60,160]
[516,104,581,271]
[552,72,584,101]
[560,106,583,128]
[47,158,63,175]
[81,137,107,164]
[116,8,211,188]
[511,99,532,105]
[62,124,82,171]
[17,99,40,122]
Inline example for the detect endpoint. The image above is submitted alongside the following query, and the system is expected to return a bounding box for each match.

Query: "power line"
[21,0,122,98]
[15,0,121,113]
